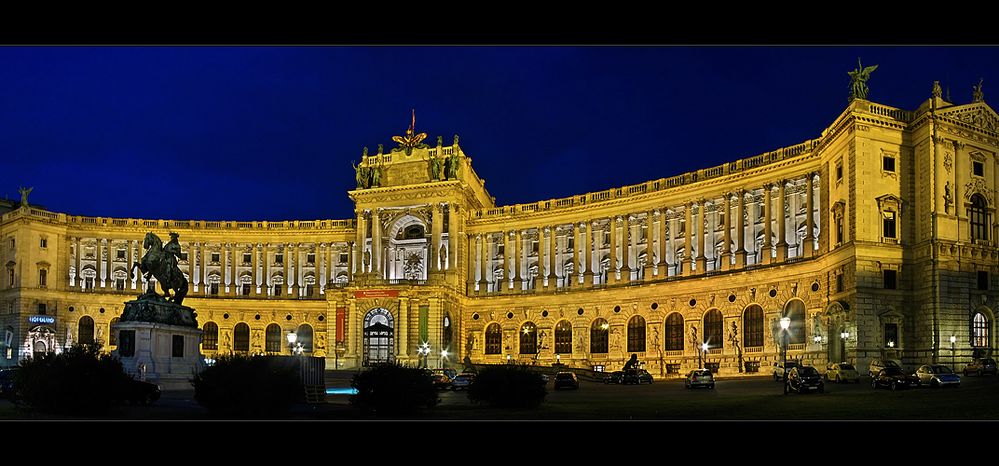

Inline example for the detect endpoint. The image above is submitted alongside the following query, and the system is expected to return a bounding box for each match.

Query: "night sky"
[1,46,996,221]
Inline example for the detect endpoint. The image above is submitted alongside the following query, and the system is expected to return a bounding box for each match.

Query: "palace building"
[2,86,998,377]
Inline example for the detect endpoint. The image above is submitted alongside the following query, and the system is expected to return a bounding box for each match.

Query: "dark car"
[450,372,476,391]
[871,367,920,391]
[622,369,653,385]
[553,372,579,390]
[603,371,624,384]
[124,378,161,405]
[784,366,825,394]
[430,372,452,390]
[0,368,20,399]
[964,358,998,376]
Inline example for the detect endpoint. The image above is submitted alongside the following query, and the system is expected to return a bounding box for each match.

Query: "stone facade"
[2,91,998,377]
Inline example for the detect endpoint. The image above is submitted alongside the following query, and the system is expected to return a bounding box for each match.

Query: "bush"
[192,355,302,416]
[467,365,547,409]
[15,343,132,415]
[350,363,438,414]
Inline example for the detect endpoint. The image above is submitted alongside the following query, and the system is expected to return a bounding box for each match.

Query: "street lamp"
[780,317,791,382]
[950,335,957,372]
[700,342,708,369]
[334,341,345,370]
[506,354,512,364]
[418,342,431,368]
[888,340,895,349]
[555,353,561,365]
[440,349,448,369]
[840,331,849,363]
[287,331,298,355]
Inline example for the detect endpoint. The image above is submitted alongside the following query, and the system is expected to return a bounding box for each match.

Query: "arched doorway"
[33,340,47,360]
[363,308,394,366]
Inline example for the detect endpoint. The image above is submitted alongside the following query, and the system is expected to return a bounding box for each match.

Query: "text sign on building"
[28,315,55,325]
[353,290,400,299]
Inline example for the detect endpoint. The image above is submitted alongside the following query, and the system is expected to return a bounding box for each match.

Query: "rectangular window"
[884,324,898,348]
[211,253,220,263]
[338,253,347,264]
[705,362,720,374]
[882,155,895,172]
[85,277,94,290]
[243,253,252,264]
[39,238,47,248]
[836,274,844,293]
[242,284,251,296]
[209,283,219,296]
[305,284,314,297]
[275,253,284,264]
[38,269,46,287]
[497,245,505,256]
[172,335,184,358]
[836,216,844,244]
[8,238,13,250]
[974,161,984,177]
[37,303,46,315]
[744,361,761,373]
[883,211,896,239]
[836,161,843,182]
[567,238,574,250]
[115,279,125,291]
[979,271,990,291]
[666,364,681,375]
[532,241,539,254]
[8,269,14,287]
[883,269,897,289]
[273,285,282,296]
[307,253,316,264]
[116,249,126,260]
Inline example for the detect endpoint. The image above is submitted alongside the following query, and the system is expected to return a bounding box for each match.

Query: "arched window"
[265,324,281,353]
[665,313,684,351]
[78,316,95,345]
[591,318,609,354]
[554,320,572,354]
[703,309,723,350]
[233,323,250,352]
[970,194,989,243]
[442,314,453,352]
[784,300,806,344]
[485,323,502,355]
[973,312,990,348]
[202,322,218,350]
[520,322,537,355]
[404,224,425,240]
[628,315,646,352]
[109,317,120,346]
[743,305,764,348]
[297,324,313,352]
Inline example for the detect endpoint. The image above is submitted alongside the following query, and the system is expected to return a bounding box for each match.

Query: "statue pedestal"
[112,294,205,390]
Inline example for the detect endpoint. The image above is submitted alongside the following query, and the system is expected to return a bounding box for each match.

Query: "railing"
[788,343,806,351]
[867,103,914,122]
[708,348,723,355]
[664,350,684,357]
[29,209,58,220]
[744,346,764,354]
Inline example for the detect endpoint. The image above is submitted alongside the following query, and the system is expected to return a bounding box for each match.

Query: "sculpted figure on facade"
[18,186,32,206]
[973,78,985,103]
[848,57,878,101]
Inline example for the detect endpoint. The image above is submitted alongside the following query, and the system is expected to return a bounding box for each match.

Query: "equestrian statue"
[131,232,189,306]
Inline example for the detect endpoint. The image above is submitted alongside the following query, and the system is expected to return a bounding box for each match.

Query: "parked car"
[540,373,550,384]
[868,358,901,378]
[784,366,825,394]
[553,372,579,390]
[431,368,457,380]
[124,378,161,406]
[0,368,20,399]
[871,367,920,391]
[772,361,800,381]
[915,364,961,387]
[603,371,625,384]
[825,362,860,383]
[685,369,715,389]
[963,358,997,376]
[431,372,452,390]
[450,372,476,391]
[622,369,654,385]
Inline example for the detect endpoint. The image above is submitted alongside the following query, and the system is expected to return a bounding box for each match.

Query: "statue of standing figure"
[439,244,447,270]
[352,161,369,189]
[429,155,442,180]
[973,78,985,103]
[446,151,459,179]
[18,186,32,206]
[847,57,878,101]
[728,321,742,373]
[370,163,382,187]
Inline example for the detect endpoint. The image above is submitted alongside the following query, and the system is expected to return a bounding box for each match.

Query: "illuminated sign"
[353,290,400,299]
[28,315,55,324]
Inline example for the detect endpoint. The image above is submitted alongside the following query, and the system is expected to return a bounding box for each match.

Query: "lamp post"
[506,354,512,364]
[950,335,957,372]
[418,342,431,368]
[440,349,448,369]
[287,331,298,356]
[840,331,849,364]
[334,341,345,370]
[700,342,708,369]
[780,317,791,382]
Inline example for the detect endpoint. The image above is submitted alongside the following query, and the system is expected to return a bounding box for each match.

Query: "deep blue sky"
[1,46,996,221]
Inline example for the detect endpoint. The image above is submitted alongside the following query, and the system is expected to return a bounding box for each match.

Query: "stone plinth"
[113,295,204,390]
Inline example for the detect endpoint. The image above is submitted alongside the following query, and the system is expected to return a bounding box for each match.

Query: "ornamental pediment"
[939,103,999,133]
[875,194,904,213]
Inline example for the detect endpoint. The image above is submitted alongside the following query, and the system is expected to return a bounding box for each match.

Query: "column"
[762,183,774,265]
[251,242,260,295]
[355,211,366,274]
[535,228,544,290]
[127,238,136,290]
[776,180,788,262]
[644,212,654,281]
[608,217,618,284]
[683,205,693,276]
[318,243,326,294]
[803,173,816,258]
[348,300,359,360]
[263,243,271,295]
[291,243,300,296]
[99,238,107,288]
[431,203,443,273]
[514,229,524,290]
[345,242,353,282]
[478,234,488,293]
[398,296,409,358]
[502,231,511,292]
[372,209,382,278]
[656,211,667,277]
[667,212,677,275]
[735,190,747,267]
[467,235,477,294]
[695,200,707,273]
[547,226,557,286]
[572,223,581,287]
[448,205,458,271]
[583,221,595,288]
[192,242,201,292]
[620,215,631,283]
[721,194,733,271]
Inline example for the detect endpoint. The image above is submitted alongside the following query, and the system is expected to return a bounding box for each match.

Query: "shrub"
[192,355,302,416]
[15,343,132,415]
[350,363,438,414]
[467,365,547,409]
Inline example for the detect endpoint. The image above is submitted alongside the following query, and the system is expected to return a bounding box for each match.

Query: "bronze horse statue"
[131,232,189,306]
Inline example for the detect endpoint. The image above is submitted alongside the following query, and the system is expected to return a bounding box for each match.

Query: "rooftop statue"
[391,109,429,156]
[17,186,32,206]
[847,57,878,102]
[973,78,985,103]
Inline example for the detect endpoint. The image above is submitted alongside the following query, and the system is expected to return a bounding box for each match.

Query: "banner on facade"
[353,290,400,299]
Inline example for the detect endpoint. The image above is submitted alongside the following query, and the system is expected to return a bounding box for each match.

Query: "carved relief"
[965,178,994,204]
[944,151,953,174]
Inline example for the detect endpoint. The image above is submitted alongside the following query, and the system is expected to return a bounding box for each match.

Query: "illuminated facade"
[2,89,999,377]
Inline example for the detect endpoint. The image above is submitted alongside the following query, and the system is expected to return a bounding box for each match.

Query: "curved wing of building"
[2,93,997,377]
